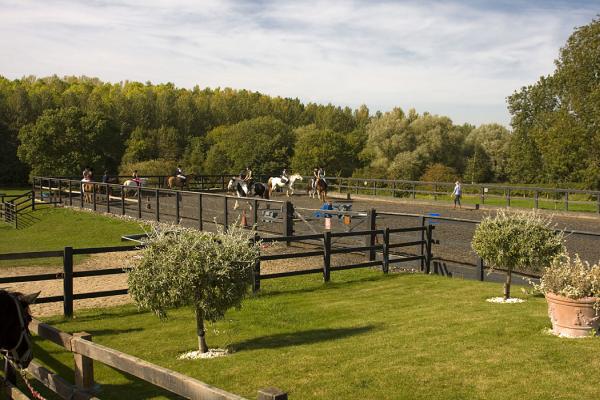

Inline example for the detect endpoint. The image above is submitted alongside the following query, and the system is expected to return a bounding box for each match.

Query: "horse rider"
[243,166,253,183]
[281,168,289,184]
[81,166,91,182]
[312,167,319,190]
[176,165,187,184]
[318,166,326,183]
[132,170,141,186]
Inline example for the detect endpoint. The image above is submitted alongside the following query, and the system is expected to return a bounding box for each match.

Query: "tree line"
[1,18,597,189]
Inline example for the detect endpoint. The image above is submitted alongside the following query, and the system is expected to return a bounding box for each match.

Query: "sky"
[0,0,597,126]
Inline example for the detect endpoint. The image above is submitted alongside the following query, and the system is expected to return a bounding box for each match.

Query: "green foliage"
[203,116,293,176]
[17,106,120,177]
[420,163,457,183]
[290,125,357,176]
[507,18,600,189]
[536,253,600,300]
[463,144,493,184]
[118,159,177,178]
[466,124,510,182]
[472,210,564,274]
[128,224,259,350]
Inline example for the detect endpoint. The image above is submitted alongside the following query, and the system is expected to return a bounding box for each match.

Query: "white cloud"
[0,0,597,125]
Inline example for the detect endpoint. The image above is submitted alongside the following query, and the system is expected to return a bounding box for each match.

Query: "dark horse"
[316,178,327,202]
[0,290,39,369]
[227,178,269,200]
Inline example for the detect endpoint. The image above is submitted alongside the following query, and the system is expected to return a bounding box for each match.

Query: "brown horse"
[316,178,327,202]
[167,176,189,190]
[81,182,94,203]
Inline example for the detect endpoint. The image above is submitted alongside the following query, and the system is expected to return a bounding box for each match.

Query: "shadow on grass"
[233,325,376,351]
[85,327,144,337]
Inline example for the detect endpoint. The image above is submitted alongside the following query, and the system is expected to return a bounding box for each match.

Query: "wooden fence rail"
[1,319,287,400]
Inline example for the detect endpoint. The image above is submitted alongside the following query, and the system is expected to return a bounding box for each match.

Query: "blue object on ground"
[425,212,440,225]
[314,202,334,218]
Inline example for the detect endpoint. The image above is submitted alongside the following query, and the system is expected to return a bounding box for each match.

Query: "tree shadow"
[85,327,144,337]
[233,325,376,351]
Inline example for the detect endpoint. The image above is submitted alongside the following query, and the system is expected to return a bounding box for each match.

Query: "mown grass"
[0,207,146,266]
[24,270,600,400]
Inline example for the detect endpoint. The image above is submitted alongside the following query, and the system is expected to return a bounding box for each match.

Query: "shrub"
[535,253,600,300]
[128,223,259,353]
[471,210,564,299]
[420,163,457,183]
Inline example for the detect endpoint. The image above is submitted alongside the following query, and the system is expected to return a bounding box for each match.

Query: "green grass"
[25,271,600,400]
[0,207,146,266]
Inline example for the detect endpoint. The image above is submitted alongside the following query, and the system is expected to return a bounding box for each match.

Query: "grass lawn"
[0,206,146,266]
[25,270,600,400]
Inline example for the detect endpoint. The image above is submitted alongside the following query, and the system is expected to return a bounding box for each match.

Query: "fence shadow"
[233,325,376,351]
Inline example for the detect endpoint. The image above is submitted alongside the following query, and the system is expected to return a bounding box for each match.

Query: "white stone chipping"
[177,349,229,360]
[486,297,526,303]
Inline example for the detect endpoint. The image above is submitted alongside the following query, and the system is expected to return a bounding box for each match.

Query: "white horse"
[122,178,147,197]
[267,174,303,197]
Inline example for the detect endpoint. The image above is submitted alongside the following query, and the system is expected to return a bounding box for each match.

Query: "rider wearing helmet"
[176,165,187,183]
[281,168,289,184]
[243,166,253,182]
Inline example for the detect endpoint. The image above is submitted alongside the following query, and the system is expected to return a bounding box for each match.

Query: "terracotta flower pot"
[545,292,600,338]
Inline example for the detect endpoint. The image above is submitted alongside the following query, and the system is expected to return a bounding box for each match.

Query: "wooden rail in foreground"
[1,319,287,400]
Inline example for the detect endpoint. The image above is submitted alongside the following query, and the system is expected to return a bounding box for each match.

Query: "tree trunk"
[503,269,512,300]
[195,307,209,353]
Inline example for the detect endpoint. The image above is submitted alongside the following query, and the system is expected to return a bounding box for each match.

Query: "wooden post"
[223,196,228,229]
[121,188,125,216]
[253,198,258,229]
[433,184,437,201]
[92,184,97,211]
[137,187,142,219]
[155,189,160,221]
[258,387,288,400]
[425,225,433,274]
[175,191,180,224]
[198,192,203,231]
[63,246,74,318]
[478,258,485,282]
[323,231,331,282]
[506,188,511,207]
[73,332,95,392]
[420,216,426,272]
[534,191,539,209]
[480,186,485,205]
[365,208,376,261]
[105,184,110,213]
[283,201,294,244]
[58,179,62,203]
[253,234,261,292]
[383,227,390,274]
[31,180,36,211]
[564,191,569,211]
[412,183,416,199]
[68,180,72,206]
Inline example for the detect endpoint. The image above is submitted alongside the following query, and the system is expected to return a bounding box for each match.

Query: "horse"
[122,178,147,197]
[167,175,191,190]
[316,178,328,202]
[0,290,39,369]
[227,178,269,210]
[81,181,94,203]
[267,174,303,198]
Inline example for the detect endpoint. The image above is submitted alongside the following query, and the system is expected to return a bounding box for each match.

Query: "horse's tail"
[267,177,272,189]
[263,185,270,199]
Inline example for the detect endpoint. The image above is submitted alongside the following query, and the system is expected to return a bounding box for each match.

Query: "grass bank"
[27,270,600,400]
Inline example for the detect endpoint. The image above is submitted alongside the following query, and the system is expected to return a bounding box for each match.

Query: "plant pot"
[545,292,600,338]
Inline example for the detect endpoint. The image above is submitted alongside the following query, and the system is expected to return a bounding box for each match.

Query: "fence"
[1,319,286,400]
[0,191,37,229]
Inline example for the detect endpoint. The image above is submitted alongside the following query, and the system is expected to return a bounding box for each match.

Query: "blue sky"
[0,0,597,126]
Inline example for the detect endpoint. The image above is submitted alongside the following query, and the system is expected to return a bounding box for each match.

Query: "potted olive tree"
[128,223,259,357]
[471,210,564,301]
[535,253,600,337]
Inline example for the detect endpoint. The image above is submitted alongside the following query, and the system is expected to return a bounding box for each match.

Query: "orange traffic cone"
[241,210,248,227]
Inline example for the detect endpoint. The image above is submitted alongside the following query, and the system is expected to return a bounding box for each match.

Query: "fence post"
[121,188,125,216]
[425,225,433,274]
[323,231,331,282]
[480,186,485,205]
[258,387,288,400]
[506,188,511,207]
[31,180,36,211]
[222,176,225,190]
[365,208,376,261]
[175,191,180,224]
[198,192,203,231]
[478,258,485,281]
[253,234,261,292]
[63,246,74,318]
[253,199,259,229]
[534,191,539,209]
[433,184,437,201]
[412,183,416,199]
[597,192,600,214]
[223,196,228,230]
[105,184,110,214]
[155,189,160,221]
[564,191,569,211]
[58,179,62,204]
[383,227,390,274]
[137,187,142,219]
[73,332,95,392]
[283,201,294,244]
[68,180,72,206]
[92,183,97,211]
[420,216,425,272]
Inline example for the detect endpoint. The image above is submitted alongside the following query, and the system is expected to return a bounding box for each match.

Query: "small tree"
[128,224,258,353]
[471,210,564,300]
